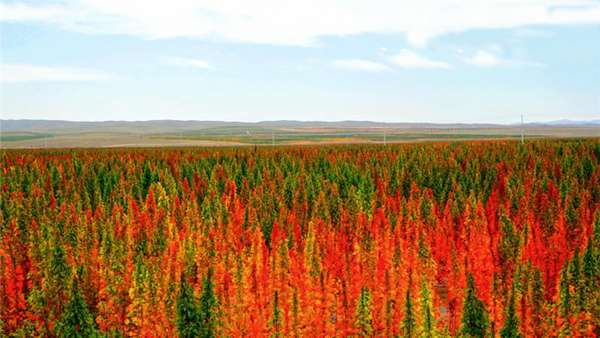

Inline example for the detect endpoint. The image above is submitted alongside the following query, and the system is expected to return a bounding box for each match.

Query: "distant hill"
[0,119,536,133]
[516,119,600,126]
[2,118,599,134]
[537,119,600,126]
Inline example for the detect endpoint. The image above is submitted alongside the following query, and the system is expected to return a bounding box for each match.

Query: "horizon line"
[2,118,600,125]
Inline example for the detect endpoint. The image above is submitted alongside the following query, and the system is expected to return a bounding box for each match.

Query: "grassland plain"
[2,121,599,148]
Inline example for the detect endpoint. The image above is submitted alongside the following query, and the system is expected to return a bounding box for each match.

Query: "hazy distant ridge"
[3,118,599,133]
[524,119,600,126]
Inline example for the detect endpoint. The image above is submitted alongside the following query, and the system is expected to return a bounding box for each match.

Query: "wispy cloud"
[463,50,546,67]
[331,59,391,72]
[1,63,115,83]
[155,56,213,69]
[1,1,598,47]
[385,49,453,69]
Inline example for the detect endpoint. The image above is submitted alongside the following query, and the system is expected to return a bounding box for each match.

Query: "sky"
[1,0,599,124]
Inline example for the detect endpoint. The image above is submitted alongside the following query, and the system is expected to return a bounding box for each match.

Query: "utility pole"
[384,129,387,146]
[383,121,387,146]
[272,130,275,147]
[45,134,48,148]
[521,115,524,144]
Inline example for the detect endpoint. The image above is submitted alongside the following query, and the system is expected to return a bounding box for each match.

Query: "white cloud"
[0,3,71,22]
[513,28,555,38]
[1,63,115,83]
[1,1,598,47]
[331,59,391,72]
[155,56,213,69]
[464,51,501,66]
[463,50,546,67]
[386,49,454,69]
[405,29,432,48]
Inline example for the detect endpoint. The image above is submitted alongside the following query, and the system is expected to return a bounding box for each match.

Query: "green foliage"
[270,291,283,338]
[568,249,583,311]
[198,268,218,338]
[582,239,600,318]
[355,286,373,337]
[559,260,572,316]
[418,280,440,338]
[57,274,98,338]
[460,274,489,338]
[499,291,522,338]
[403,287,417,338]
[177,279,202,338]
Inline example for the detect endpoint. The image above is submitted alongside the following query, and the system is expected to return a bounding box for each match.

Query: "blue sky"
[1,0,599,124]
